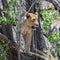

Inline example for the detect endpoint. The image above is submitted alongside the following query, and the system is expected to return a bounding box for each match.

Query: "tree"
[46,0,60,13]
[19,0,46,60]
[0,0,59,60]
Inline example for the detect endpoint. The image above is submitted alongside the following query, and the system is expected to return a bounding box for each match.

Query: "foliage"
[48,32,60,43]
[40,9,57,30]
[40,9,60,54]
[57,43,60,55]
[0,0,21,59]
[0,0,21,25]
[0,39,9,60]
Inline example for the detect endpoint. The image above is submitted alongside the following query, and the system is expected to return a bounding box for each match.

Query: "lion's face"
[26,12,39,27]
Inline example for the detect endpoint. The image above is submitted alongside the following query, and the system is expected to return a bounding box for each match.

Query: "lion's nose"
[35,21,39,26]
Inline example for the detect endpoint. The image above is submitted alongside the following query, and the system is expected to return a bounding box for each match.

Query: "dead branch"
[54,0,60,7]
[0,33,9,41]
[20,51,47,59]
[29,52,48,59]
[34,48,47,57]
[19,48,50,59]
[0,33,18,49]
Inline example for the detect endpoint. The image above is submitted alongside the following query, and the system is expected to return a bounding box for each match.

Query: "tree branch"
[0,33,9,40]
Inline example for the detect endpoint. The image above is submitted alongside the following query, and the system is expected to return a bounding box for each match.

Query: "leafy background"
[40,8,60,54]
[0,0,60,59]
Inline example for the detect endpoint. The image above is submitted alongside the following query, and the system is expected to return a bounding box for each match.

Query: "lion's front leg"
[24,33,32,53]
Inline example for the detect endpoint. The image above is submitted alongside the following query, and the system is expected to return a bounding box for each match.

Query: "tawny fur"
[16,12,39,53]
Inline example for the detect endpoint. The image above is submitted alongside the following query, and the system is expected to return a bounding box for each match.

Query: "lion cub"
[16,12,39,53]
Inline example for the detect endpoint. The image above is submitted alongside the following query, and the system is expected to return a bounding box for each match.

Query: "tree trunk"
[0,0,14,42]
[25,0,35,13]
[46,0,60,13]
[21,0,46,60]
[0,0,18,60]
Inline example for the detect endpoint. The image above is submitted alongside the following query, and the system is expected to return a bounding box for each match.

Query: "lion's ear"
[35,12,38,16]
[26,13,31,19]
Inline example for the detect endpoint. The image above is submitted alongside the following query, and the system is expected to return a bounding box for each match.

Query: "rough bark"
[25,0,35,13]
[46,0,60,13]
[20,0,46,60]
[0,0,18,60]
[0,0,14,42]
